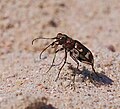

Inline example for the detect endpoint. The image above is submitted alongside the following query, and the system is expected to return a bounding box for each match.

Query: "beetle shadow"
[67,63,114,87]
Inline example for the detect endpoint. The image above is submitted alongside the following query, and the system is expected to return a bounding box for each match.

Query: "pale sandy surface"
[0,0,120,109]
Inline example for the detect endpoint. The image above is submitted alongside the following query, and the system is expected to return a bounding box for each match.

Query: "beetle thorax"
[63,38,75,51]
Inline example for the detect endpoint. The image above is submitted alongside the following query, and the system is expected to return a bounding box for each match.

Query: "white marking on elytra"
[79,49,83,52]
[75,43,83,52]
[85,52,90,59]
[75,43,77,48]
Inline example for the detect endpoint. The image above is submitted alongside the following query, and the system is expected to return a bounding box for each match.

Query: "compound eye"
[57,33,63,39]
[57,33,62,36]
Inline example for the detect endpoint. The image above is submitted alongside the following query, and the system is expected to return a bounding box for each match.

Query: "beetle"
[32,33,99,82]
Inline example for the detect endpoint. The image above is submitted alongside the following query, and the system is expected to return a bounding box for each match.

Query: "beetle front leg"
[39,41,57,59]
[55,49,67,81]
[46,47,64,73]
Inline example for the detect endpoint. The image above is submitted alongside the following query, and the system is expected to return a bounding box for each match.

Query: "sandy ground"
[0,0,120,109]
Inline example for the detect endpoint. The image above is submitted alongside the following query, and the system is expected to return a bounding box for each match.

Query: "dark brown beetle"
[32,33,99,81]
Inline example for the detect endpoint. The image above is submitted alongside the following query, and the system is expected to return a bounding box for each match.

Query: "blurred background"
[0,1,120,108]
[0,0,120,56]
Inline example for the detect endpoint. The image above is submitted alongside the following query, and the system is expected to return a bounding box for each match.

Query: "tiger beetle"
[32,33,99,83]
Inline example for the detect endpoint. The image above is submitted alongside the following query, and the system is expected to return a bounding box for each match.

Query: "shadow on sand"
[67,63,114,87]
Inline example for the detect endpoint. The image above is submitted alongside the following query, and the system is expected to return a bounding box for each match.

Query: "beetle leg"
[52,47,65,66]
[46,47,64,73]
[39,41,57,59]
[91,64,99,77]
[53,48,65,66]
[55,49,67,81]
[45,45,57,73]
[70,54,79,69]
[53,56,65,66]
[69,52,80,88]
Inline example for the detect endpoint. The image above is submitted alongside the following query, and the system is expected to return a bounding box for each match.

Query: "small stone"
[16,91,22,96]
[48,20,58,27]
[107,45,116,52]
[16,80,24,86]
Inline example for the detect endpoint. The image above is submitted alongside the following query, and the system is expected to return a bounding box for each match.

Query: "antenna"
[32,37,56,45]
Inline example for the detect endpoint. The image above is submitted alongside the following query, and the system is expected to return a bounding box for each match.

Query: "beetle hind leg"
[91,64,99,77]
[69,51,80,89]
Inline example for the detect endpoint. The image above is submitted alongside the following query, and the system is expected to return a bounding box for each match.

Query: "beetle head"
[56,33,68,45]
